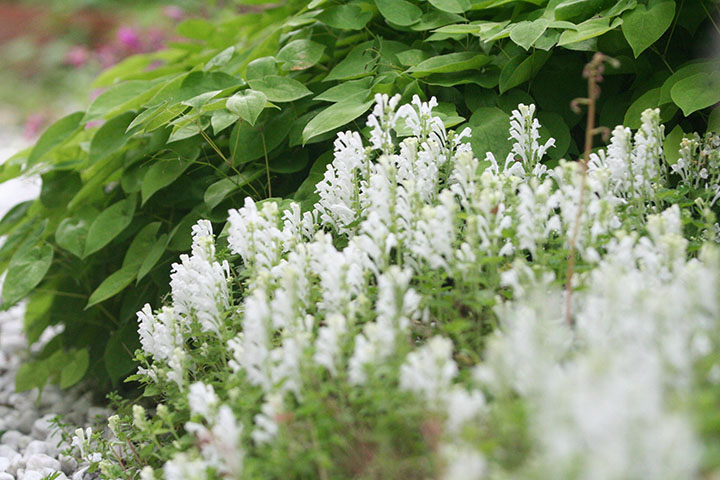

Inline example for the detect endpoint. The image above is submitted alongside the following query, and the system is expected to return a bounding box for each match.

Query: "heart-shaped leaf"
[510,19,550,50]
[226,89,267,126]
[671,72,720,116]
[622,0,675,57]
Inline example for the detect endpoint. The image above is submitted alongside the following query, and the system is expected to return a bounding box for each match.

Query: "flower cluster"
[92,94,720,479]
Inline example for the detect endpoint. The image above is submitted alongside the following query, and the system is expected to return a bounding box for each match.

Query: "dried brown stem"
[564,52,616,326]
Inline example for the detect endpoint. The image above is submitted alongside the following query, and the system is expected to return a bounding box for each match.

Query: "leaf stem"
[260,130,272,197]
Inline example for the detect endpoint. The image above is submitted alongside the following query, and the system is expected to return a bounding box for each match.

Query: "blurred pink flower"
[96,44,118,68]
[163,6,184,22]
[117,26,142,52]
[64,45,90,68]
[146,28,166,51]
[23,114,48,139]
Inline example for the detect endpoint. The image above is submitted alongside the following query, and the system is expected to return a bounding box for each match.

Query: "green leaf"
[141,157,191,205]
[84,197,136,257]
[40,170,81,208]
[0,201,32,237]
[537,111,570,160]
[246,56,279,81]
[60,349,90,389]
[85,80,159,121]
[660,61,720,105]
[375,0,422,26]
[270,150,310,174]
[123,222,162,271]
[510,18,550,50]
[86,266,137,309]
[708,107,720,133]
[624,88,661,129]
[663,125,684,165]
[177,18,214,40]
[226,89,268,126]
[137,233,169,283]
[555,0,616,21]
[55,207,100,258]
[277,39,325,71]
[302,99,374,144]
[317,4,372,30]
[204,46,235,71]
[3,242,54,308]
[293,152,333,210]
[247,75,312,103]
[325,42,378,81]
[204,172,263,209]
[408,52,490,77]
[315,78,373,102]
[428,0,471,13]
[557,17,622,47]
[15,360,49,392]
[622,0,675,58]
[230,110,294,164]
[27,112,84,167]
[671,72,720,116]
[468,107,511,161]
[88,112,136,165]
[499,50,551,94]
[104,321,140,385]
[211,109,240,134]
[24,289,54,345]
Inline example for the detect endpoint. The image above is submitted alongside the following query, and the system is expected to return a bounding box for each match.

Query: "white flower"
[441,443,486,480]
[313,313,347,376]
[399,336,458,402]
[228,197,286,274]
[314,131,369,233]
[507,103,554,175]
[367,93,401,154]
[170,220,230,336]
[163,453,207,480]
[137,304,182,362]
[188,382,219,421]
[252,393,284,445]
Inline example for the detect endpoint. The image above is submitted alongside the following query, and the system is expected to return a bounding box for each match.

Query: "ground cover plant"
[1,0,719,391]
[55,94,720,479]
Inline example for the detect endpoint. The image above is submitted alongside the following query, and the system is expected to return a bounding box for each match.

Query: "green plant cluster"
[1,0,718,391]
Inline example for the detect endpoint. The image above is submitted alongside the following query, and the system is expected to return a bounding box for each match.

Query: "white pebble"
[71,465,88,480]
[31,415,53,440]
[0,457,8,472]
[7,453,23,475]
[0,472,13,480]
[0,431,21,449]
[0,445,17,459]
[21,470,45,480]
[15,435,32,450]
[15,410,38,435]
[25,453,60,472]
[59,454,77,474]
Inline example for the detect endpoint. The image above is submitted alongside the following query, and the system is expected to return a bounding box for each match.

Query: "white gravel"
[0,116,105,480]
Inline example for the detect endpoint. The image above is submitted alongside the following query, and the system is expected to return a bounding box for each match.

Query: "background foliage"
[1,0,718,391]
